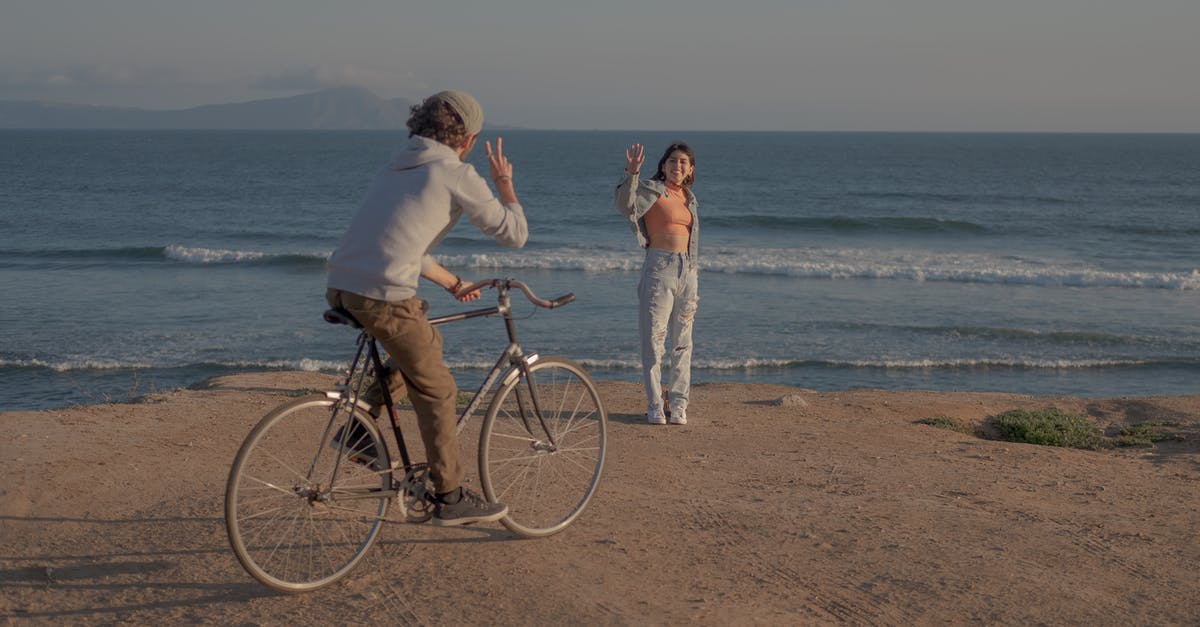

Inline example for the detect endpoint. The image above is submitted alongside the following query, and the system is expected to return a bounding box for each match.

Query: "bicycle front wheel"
[479,356,606,537]
[225,394,391,593]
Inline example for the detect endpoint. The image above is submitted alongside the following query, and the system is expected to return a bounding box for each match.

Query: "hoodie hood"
[389,135,461,170]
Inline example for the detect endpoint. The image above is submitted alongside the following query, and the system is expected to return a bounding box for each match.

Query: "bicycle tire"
[225,394,391,592]
[479,356,606,537]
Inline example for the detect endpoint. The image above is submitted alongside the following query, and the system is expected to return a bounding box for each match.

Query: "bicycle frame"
[330,281,560,479]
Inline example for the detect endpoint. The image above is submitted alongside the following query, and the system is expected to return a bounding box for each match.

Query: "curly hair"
[650,142,696,188]
[406,98,470,148]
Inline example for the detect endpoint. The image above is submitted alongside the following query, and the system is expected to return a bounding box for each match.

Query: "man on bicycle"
[325,90,526,526]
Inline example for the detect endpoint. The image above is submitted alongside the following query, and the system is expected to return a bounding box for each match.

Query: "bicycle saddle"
[323,308,362,329]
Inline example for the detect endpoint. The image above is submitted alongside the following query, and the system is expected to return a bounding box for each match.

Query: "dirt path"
[2,372,1198,625]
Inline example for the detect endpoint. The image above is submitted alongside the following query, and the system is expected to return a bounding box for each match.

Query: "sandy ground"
[1,371,1198,626]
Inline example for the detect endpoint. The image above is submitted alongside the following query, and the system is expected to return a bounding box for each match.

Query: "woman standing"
[614,142,699,425]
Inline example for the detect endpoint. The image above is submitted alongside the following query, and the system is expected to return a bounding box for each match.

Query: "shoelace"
[459,489,489,507]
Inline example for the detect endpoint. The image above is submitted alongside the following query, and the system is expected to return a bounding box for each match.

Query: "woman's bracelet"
[447,277,465,294]
[492,175,512,183]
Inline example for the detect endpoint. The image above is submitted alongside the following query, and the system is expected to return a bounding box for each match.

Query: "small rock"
[773,394,808,407]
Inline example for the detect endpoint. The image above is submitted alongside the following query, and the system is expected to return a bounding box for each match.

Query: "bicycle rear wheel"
[225,394,391,593]
[479,356,606,537]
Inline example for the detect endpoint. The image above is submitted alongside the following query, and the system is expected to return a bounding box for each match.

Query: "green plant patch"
[915,416,973,434]
[988,408,1103,450]
[1112,423,1179,447]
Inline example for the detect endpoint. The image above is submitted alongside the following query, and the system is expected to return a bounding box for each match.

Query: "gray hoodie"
[327,135,528,301]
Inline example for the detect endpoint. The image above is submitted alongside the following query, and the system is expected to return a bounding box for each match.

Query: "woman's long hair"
[650,142,696,188]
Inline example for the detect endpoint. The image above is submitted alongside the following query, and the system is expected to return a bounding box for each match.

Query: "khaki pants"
[326,288,462,494]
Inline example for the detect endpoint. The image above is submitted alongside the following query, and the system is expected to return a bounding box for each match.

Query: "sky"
[2,0,1198,132]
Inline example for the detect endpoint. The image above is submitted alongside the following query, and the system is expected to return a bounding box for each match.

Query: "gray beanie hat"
[432,90,483,136]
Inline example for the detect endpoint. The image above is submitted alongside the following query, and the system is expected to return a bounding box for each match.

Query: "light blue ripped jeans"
[638,248,699,416]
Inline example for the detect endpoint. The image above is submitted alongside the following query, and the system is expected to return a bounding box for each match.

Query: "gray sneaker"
[431,488,508,527]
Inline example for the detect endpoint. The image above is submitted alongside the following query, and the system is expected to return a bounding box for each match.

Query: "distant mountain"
[0,87,419,129]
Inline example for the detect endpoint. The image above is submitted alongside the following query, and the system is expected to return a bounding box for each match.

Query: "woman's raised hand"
[625,143,644,175]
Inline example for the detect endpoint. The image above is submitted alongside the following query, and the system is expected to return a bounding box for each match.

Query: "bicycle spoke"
[239,474,305,497]
[234,504,287,522]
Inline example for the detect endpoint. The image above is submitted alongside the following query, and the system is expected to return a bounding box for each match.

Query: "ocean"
[2,130,1198,411]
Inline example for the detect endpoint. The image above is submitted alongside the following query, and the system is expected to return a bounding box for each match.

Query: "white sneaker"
[647,409,667,425]
[668,406,687,425]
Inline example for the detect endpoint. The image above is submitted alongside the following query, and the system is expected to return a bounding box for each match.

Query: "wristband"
[447,277,465,294]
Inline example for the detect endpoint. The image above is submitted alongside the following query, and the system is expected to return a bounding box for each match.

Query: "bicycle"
[224,278,608,593]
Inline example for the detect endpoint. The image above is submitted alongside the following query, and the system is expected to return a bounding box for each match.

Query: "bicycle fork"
[513,354,558,453]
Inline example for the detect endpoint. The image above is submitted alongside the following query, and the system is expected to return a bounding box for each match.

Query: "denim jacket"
[614,172,699,269]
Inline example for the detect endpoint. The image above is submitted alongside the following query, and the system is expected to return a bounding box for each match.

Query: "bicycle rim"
[479,357,606,537]
[224,395,391,592]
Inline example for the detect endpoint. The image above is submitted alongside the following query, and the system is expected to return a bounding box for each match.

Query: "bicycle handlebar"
[456,278,575,309]
[549,292,577,308]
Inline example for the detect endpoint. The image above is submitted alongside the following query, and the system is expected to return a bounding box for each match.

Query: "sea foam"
[439,247,1200,290]
[120,244,1200,290]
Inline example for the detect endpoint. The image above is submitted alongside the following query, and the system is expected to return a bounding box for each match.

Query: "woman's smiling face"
[662,150,694,186]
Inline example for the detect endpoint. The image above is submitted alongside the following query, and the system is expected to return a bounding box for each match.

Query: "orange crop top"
[642,188,693,239]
